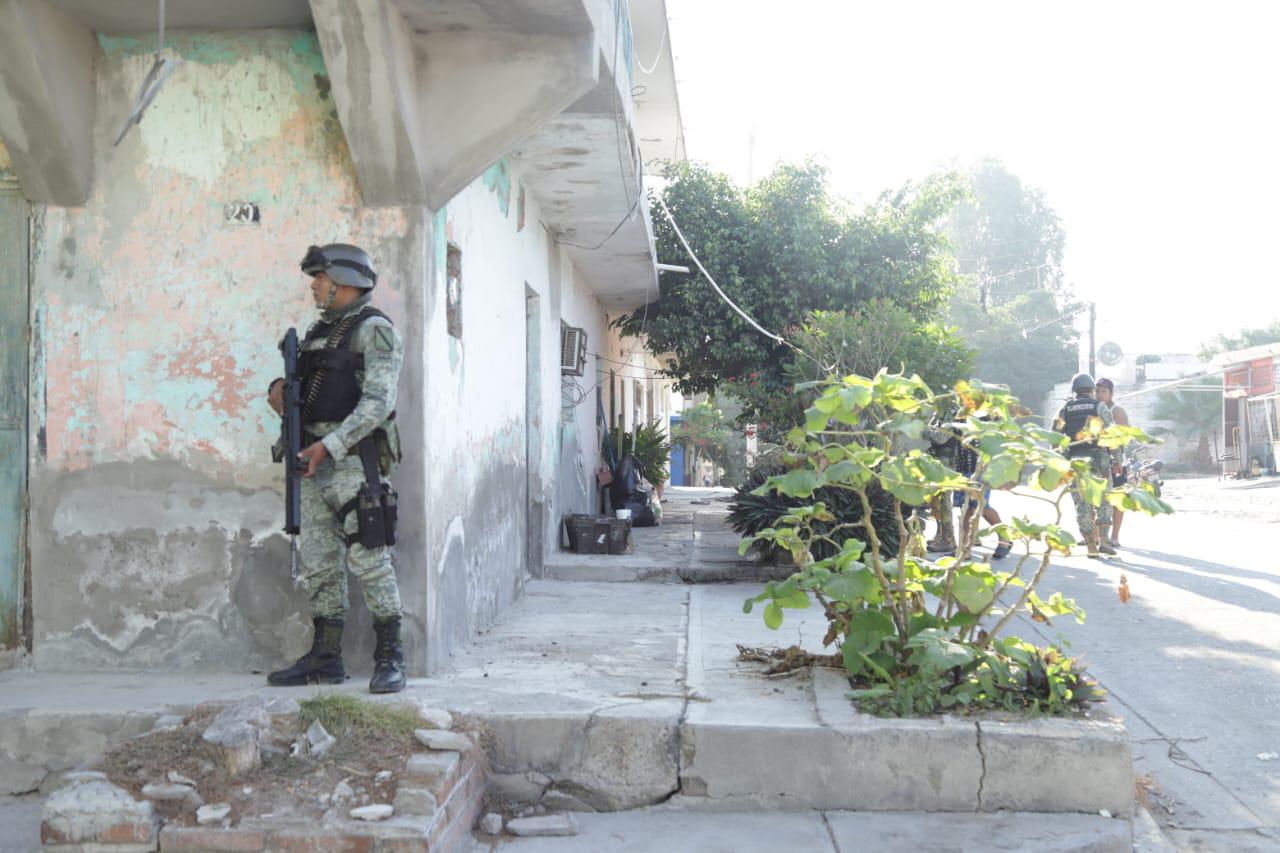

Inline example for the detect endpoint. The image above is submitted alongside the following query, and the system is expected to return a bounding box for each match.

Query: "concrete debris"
[141,782,202,807]
[507,814,579,837]
[196,803,231,825]
[203,699,272,777]
[541,790,597,812]
[306,721,336,758]
[332,780,355,801]
[413,703,453,731]
[167,770,197,787]
[392,786,437,817]
[479,813,504,835]
[42,779,157,844]
[413,729,471,752]
[350,803,394,821]
[63,771,108,783]
[1256,752,1278,761]
[152,714,185,732]
[374,770,394,783]
[489,771,550,803]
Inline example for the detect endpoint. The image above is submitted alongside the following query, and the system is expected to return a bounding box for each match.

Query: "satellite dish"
[1098,341,1123,366]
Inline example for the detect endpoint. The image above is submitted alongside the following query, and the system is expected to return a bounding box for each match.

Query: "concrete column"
[309,0,430,206]
[310,0,601,209]
[0,0,99,205]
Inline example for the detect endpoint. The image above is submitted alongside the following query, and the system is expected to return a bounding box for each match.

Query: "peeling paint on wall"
[482,157,512,217]
[29,30,428,672]
[0,140,15,183]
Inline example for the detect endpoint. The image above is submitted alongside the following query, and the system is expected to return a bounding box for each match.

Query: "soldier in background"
[1054,373,1116,558]
[267,243,407,693]
[1095,378,1130,548]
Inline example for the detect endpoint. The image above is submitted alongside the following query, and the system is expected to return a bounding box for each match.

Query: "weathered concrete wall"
[27,31,430,673]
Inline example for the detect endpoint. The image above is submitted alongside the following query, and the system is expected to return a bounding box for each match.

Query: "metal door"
[0,188,27,650]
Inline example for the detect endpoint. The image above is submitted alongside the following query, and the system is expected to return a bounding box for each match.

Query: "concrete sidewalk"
[543,487,790,583]
[467,807,1131,852]
[1,485,1142,850]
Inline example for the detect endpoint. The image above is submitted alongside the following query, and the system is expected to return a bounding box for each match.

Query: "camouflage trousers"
[300,455,402,620]
[1069,453,1113,542]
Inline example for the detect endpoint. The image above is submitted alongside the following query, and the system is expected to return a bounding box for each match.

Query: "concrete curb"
[676,667,1133,815]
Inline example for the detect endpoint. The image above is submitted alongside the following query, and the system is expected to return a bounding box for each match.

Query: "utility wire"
[634,22,668,75]
[656,196,785,347]
[655,195,834,370]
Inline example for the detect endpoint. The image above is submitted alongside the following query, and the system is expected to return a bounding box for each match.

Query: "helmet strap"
[323,281,338,310]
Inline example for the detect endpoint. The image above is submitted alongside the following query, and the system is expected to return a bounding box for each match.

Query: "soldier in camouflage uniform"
[267,243,407,693]
[1054,373,1116,559]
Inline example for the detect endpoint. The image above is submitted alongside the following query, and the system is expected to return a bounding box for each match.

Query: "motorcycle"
[1125,449,1164,498]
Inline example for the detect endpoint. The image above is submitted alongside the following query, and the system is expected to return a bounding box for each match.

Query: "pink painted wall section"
[32,32,413,489]
[0,141,15,183]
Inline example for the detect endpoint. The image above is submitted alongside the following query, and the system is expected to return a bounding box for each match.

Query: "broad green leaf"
[778,587,811,609]
[1076,471,1107,506]
[907,628,976,673]
[824,460,859,485]
[984,453,1022,488]
[763,602,784,630]
[842,641,865,676]
[824,568,879,603]
[846,609,895,655]
[768,469,822,497]
[952,572,996,613]
[805,406,829,433]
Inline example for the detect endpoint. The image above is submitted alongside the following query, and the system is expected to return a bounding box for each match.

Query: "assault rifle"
[273,328,306,580]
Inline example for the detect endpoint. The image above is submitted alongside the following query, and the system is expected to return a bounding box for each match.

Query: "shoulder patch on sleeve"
[373,326,394,353]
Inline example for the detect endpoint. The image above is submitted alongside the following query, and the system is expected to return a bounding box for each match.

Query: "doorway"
[0,186,28,654]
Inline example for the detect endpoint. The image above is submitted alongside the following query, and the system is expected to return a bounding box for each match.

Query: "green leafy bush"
[728,457,901,559]
[741,372,1171,717]
[605,420,673,488]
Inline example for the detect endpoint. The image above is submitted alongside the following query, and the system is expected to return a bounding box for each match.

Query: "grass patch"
[298,693,419,748]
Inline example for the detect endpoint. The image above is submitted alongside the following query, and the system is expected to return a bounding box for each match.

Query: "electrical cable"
[555,191,641,251]
[656,195,796,350]
[634,23,668,75]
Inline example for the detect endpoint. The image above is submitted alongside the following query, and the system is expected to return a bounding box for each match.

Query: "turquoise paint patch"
[482,159,512,217]
[96,35,143,56]
[434,208,448,274]
[98,31,324,96]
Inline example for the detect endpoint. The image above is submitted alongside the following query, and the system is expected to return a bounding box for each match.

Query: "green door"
[0,188,27,650]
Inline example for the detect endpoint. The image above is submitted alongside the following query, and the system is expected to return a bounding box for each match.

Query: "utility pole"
[1088,302,1097,377]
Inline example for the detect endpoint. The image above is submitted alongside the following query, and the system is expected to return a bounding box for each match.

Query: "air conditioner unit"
[560,324,587,376]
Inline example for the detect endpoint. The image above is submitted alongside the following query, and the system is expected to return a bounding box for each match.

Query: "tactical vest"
[1058,396,1100,456]
[299,307,391,425]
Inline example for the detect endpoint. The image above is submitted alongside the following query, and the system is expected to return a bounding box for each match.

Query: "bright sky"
[665,0,1280,357]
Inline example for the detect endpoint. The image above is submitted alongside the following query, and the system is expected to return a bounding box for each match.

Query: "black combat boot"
[267,617,346,686]
[369,616,406,694]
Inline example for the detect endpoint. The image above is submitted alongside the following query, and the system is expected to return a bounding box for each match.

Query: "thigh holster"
[339,433,398,550]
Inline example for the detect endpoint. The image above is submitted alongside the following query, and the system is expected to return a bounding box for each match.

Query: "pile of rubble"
[40,695,484,852]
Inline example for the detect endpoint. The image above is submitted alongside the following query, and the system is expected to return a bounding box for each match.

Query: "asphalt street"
[991,476,1280,851]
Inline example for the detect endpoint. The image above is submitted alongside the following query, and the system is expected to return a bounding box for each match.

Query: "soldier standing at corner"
[267,243,407,693]
[1054,373,1116,559]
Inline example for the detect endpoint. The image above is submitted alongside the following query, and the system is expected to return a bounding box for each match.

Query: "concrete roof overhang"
[512,62,659,314]
[44,0,313,31]
[628,0,685,167]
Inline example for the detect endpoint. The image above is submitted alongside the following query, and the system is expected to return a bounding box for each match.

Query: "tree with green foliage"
[615,161,968,435]
[1199,319,1280,359]
[1152,378,1222,468]
[671,401,739,485]
[945,160,1079,409]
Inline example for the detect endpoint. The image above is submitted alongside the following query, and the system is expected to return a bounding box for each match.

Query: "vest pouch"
[381,486,398,547]
[355,484,390,550]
